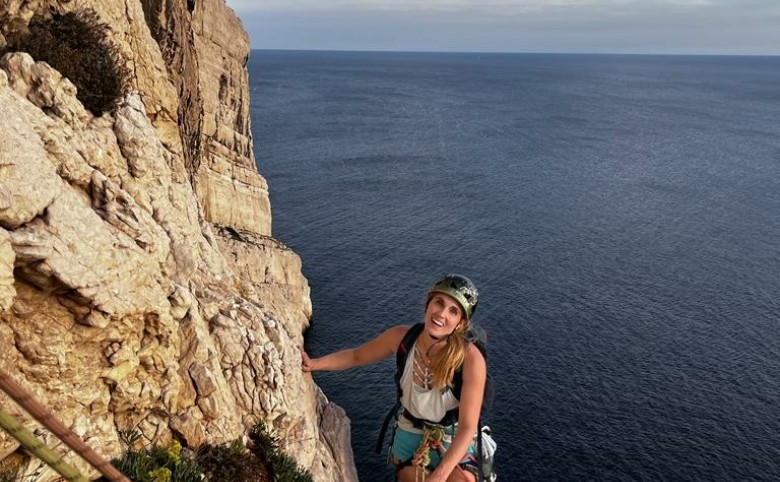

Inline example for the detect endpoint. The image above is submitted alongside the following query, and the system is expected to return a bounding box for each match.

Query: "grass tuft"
[249,421,314,482]
[105,432,204,482]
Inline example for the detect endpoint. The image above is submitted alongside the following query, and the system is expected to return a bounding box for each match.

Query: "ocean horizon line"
[250,48,779,58]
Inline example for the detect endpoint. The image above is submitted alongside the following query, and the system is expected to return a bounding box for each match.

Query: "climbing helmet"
[427,274,479,320]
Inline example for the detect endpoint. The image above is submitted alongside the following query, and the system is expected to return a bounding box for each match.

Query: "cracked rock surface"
[0,1,355,481]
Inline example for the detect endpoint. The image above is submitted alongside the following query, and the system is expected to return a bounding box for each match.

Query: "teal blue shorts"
[390,424,478,471]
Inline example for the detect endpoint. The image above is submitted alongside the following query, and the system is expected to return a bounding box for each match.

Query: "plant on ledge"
[103,420,313,482]
[2,8,130,116]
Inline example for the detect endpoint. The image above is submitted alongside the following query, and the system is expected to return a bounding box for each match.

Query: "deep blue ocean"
[248,51,780,481]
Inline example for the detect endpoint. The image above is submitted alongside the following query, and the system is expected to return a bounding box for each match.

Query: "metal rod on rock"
[0,407,89,482]
[0,370,131,482]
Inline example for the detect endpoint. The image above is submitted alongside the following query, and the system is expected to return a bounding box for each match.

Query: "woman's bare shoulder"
[464,341,487,368]
[378,324,414,350]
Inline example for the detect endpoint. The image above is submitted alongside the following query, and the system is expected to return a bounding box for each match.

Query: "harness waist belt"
[402,409,457,429]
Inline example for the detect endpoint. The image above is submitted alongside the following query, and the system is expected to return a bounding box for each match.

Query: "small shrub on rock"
[249,421,313,482]
[105,422,313,482]
[196,438,270,481]
[3,8,129,115]
[105,433,204,482]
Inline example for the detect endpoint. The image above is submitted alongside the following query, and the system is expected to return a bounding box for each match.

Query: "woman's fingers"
[299,345,314,371]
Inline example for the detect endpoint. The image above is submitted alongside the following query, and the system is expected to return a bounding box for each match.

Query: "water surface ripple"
[250,51,780,482]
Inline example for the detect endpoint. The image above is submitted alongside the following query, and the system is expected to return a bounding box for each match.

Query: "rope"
[0,370,131,482]
[411,425,445,482]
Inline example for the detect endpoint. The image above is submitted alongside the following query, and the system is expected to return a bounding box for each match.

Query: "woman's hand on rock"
[299,345,316,372]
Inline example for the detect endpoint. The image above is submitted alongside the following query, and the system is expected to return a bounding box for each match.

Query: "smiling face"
[424,293,466,340]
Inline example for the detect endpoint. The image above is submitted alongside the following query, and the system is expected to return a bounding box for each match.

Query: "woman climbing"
[300,274,486,482]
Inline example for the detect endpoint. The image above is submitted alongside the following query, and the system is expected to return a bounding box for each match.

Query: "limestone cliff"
[0,1,356,481]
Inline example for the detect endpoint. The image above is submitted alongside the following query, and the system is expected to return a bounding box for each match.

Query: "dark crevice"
[138,0,204,185]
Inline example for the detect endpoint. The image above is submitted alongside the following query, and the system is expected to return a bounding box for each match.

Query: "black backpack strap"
[396,323,425,378]
[477,420,485,482]
[375,324,425,454]
[375,400,400,454]
[394,323,425,405]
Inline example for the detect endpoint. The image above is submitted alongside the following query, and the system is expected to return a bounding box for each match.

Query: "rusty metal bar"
[0,370,131,482]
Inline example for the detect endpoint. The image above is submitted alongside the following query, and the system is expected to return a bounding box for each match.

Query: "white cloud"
[225,0,721,24]
[226,0,713,12]
[225,0,780,54]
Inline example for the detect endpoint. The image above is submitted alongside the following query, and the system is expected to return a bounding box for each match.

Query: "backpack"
[376,323,497,481]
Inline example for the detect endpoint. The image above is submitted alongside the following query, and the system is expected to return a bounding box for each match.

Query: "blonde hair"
[430,319,470,390]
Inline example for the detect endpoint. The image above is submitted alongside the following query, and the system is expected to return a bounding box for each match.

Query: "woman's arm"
[301,325,410,372]
[428,343,487,482]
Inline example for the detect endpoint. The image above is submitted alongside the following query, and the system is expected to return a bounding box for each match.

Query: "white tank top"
[398,339,459,431]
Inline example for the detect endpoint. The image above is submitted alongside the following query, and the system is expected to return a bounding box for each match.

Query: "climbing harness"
[411,424,446,482]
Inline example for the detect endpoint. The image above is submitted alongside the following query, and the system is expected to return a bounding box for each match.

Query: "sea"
[248,50,780,482]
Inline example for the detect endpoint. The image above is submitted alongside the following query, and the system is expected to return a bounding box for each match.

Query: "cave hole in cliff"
[2,9,130,116]
[218,73,229,101]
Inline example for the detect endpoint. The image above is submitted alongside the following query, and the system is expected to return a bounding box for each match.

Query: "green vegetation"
[0,422,316,481]
[2,8,129,116]
[107,432,202,482]
[249,421,314,482]
[103,420,313,482]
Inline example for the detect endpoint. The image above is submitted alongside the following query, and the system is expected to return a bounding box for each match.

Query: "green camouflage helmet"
[427,274,479,320]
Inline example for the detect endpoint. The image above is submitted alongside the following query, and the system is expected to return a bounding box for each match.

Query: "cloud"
[227,0,706,13]
[225,0,780,54]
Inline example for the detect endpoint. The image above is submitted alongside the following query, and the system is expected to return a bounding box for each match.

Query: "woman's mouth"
[431,318,445,327]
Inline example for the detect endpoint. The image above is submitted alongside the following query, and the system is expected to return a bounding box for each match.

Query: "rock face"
[0,2,355,482]
[140,0,271,236]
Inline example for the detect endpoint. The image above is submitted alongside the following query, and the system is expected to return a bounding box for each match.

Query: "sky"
[224,0,780,55]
